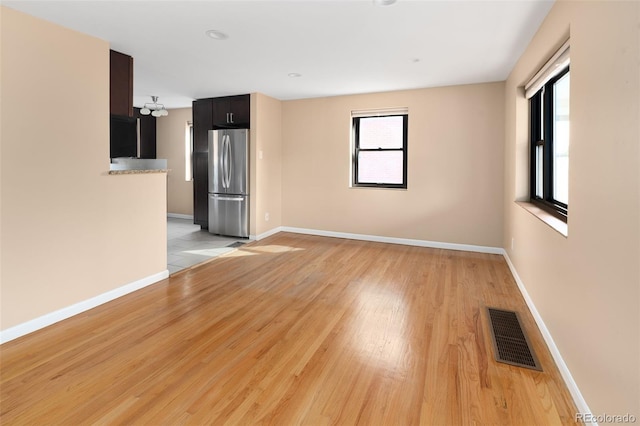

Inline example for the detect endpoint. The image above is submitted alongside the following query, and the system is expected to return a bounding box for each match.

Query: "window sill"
[516,201,568,237]
[349,186,408,191]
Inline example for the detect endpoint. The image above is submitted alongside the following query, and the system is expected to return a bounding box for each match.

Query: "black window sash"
[529,66,569,220]
[352,115,408,189]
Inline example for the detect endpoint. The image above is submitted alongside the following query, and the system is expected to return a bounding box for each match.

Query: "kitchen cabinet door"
[193,99,213,227]
[109,50,133,117]
[193,152,209,228]
[110,115,137,158]
[136,110,157,159]
[228,95,250,127]
[212,99,229,128]
[212,95,250,129]
[193,99,213,153]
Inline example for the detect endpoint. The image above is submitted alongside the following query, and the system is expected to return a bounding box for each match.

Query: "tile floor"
[167,217,248,274]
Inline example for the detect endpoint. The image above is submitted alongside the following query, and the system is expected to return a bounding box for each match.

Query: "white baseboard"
[280,226,503,254]
[502,252,593,423]
[167,213,193,220]
[255,226,284,241]
[0,270,170,345]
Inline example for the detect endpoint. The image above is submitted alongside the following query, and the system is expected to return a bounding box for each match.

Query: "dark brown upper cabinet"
[110,50,133,117]
[212,94,250,129]
[193,99,213,153]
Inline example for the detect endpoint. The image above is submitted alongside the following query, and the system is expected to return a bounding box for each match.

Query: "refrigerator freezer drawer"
[208,194,249,238]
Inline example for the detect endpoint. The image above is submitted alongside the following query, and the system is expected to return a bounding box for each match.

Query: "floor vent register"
[227,242,246,248]
[486,307,542,371]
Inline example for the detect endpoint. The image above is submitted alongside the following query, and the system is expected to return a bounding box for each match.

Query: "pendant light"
[140,96,168,117]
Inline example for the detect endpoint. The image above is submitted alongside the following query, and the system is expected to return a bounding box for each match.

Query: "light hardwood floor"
[1,233,578,425]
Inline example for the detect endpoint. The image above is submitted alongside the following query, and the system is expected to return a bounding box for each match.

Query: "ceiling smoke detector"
[373,0,397,6]
[205,29,229,40]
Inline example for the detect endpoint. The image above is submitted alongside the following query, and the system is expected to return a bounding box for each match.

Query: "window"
[185,121,193,181]
[526,41,570,221]
[352,112,408,189]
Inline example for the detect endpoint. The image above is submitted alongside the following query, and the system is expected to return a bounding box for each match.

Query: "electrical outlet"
[511,238,515,251]
[259,150,263,160]
[265,212,270,222]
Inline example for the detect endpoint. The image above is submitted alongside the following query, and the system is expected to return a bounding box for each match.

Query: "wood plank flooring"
[1,233,579,425]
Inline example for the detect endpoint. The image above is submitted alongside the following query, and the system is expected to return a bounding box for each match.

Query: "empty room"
[1,0,638,424]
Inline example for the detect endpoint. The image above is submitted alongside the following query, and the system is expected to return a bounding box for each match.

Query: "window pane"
[553,73,570,204]
[535,144,544,198]
[359,116,404,149]
[358,151,404,184]
[185,124,193,181]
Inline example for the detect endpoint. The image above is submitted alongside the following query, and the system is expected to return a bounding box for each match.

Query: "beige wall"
[156,107,193,216]
[281,84,505,247]
[503,0,639,417]
[254,93,283,236]
[0,7,167,330]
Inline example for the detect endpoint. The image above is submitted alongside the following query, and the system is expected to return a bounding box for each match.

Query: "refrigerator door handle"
[221,134,227,189]
[226,134,233,189]
[221,135,226,189]
[222,134,230,189]
[216,196,244,202]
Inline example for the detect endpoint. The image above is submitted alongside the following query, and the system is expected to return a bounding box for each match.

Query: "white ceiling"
[4,0,554,109]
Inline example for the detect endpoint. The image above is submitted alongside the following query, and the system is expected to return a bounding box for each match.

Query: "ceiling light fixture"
[206,29,229,40]
[140,96,169,117]
[288,72,302,78]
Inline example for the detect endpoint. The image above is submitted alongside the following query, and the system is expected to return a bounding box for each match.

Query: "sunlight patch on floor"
[348,286,410,375]
[245,245,305,254]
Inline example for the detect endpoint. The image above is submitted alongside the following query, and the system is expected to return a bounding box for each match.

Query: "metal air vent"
[227,242,246,248]
[486,307,542,371]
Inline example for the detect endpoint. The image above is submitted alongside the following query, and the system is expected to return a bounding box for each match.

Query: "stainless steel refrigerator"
[208,129,249,238]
